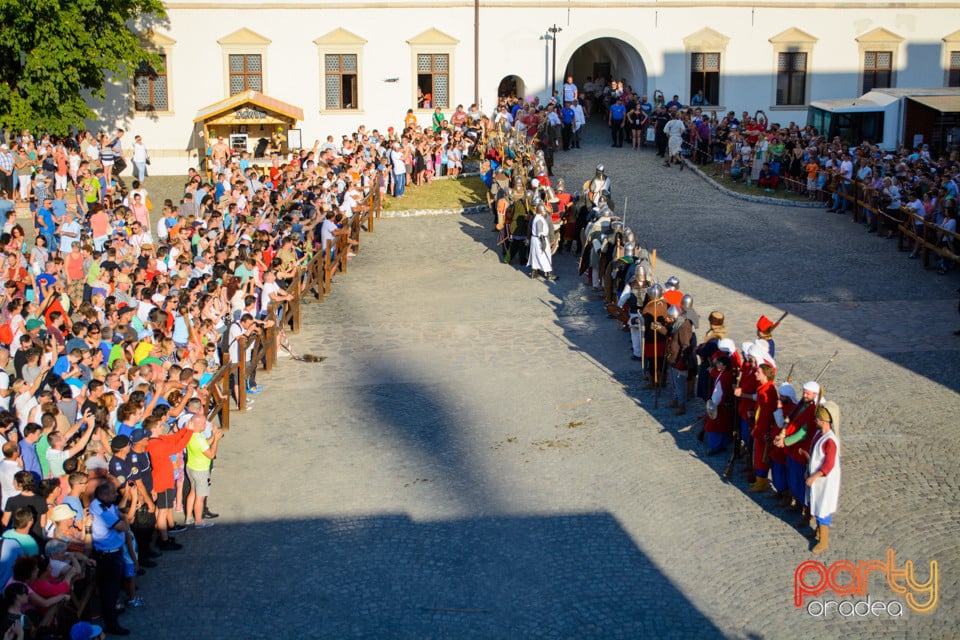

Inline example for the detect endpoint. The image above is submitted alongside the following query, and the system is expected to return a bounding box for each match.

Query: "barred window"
[325,54,358,109]
[416,54,449,109]
[776,52,807,106]
[949,51,960,87]
[134,55,168,112]
[690,52,720,105]
[229,54,262,95]
[863,51,892,92]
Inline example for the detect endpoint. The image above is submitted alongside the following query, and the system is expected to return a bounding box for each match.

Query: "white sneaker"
[194,521,214,529]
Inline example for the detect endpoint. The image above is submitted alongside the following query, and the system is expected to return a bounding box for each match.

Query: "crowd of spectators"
[0,107,493,637]
[567,85,959,273]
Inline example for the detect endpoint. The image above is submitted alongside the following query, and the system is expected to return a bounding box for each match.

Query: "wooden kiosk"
[193,90,304,177]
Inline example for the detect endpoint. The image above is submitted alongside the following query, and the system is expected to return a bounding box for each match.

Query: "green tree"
[0,0,166,136]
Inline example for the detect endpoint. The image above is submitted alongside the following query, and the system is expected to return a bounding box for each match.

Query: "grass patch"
[385,175,487,211]
[696,166,814,203]
[141,173,489,215]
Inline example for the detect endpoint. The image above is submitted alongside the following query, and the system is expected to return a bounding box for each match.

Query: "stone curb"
[682,159,829,209]
[381,204,489,218]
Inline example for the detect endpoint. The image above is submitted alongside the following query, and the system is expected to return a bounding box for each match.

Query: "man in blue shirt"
[18,424,43,482]
[561,102,576,151]
[36,197,58,250]
[90,481,132,635]
[608,97,627,148]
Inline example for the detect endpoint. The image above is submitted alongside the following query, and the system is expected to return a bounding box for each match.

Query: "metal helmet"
[623,242,635,255]
[647,283,664,300]
[681,294,694,310]
[610,220,625,233]
[513,176,524,189]
[667,305,682,319]
[525,189,535,201]
[535,203,550,216]
[536,149,545,161]
[530,178,540,189]
[595,163,605,177]
[555,178,566,192]
[624,229,636,246]
[665,275,680,290]
[495,164,505,175]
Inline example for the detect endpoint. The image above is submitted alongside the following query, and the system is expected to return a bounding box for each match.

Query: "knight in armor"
[490,166,512,232]
[583,163,612,210]
[652,305,695,416]
[641,283,669,387]
[528,203,556,281]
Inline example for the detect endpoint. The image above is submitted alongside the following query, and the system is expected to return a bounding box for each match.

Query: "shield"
[706,399,718,419]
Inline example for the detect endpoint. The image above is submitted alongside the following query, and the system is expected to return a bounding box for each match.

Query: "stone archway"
[497,75,526,99]
[564,37,647,113]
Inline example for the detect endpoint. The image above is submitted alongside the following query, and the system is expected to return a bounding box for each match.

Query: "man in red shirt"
[145,415,193,550]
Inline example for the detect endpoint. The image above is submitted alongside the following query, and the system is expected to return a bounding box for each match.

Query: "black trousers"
[610,121,624,146]
[94,548,124,628]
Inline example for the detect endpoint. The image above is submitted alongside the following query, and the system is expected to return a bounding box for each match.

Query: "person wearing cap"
[89,481,132,635]
[608,96,626,147]
[755,315,776,357]
[775,381,821,522]
[70,621,105,640]
[695,311,727,401]
[126,429,161,568]
[805,400,841,553]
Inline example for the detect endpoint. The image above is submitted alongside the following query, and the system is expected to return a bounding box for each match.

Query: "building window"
[776,52,807,106]
[950,51,960,87]
[416,54,449,108]
[134,56,168,111]
[690,52,720,105]
[325,54,358,109]
[229,54,262,94]
[863,51,892,92]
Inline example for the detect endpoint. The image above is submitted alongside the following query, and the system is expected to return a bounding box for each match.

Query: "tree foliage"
[0,0,167,136]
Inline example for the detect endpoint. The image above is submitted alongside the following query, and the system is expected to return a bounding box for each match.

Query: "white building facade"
[98,0,960,174]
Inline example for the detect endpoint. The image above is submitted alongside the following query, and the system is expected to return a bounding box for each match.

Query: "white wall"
[88,1,960,174]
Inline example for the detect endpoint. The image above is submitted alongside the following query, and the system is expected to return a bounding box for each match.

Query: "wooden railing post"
[236,335,247,412]
[220,367,232,430]
[264,318,278,372]
[290,266,302,333]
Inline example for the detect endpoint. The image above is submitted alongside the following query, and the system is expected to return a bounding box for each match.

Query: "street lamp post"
[548,24,562,98]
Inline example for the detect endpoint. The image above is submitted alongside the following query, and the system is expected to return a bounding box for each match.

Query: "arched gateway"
[564,36,648,112]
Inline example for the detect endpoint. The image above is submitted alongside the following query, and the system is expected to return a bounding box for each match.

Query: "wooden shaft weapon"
[768,310,789,333]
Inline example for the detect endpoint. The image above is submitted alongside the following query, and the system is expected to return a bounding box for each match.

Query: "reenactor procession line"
[480,123,844,554]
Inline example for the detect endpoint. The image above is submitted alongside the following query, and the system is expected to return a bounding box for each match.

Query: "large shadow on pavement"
[137,512,724,639]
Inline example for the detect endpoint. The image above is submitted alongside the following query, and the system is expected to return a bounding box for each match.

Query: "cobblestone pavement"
[133,122,959,639]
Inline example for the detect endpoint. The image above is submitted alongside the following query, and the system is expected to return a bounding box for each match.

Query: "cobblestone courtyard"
[134,124,959,639]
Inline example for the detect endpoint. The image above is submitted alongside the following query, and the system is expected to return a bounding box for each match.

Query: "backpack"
[0,322,13,347]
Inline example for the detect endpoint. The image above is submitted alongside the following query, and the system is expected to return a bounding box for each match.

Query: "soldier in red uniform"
[770,383,797,502]
[704,354,735,455]
[776,381,820,523]
[747,356,779,493]
[733,344,759,482]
